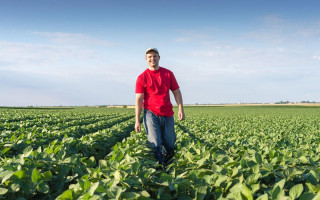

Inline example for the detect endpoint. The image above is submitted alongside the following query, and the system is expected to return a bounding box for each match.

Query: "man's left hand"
[178,110,185,121]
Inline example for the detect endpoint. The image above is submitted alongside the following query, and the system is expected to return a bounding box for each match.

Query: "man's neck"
[148,66,160,71]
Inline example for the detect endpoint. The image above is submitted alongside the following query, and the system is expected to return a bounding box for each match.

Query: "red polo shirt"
[135,67,179,117]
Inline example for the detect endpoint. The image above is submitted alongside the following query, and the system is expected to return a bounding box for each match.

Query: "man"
[135,47,185,166]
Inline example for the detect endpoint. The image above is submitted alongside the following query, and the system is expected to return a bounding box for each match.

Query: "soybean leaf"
[256,194,268,200]
[56,189,74,200]
[132,162,140,174]
[313,192,320,200]
[31,168,41,184]
[23,146,33,157]
[255,152,263,164]
[306,183,320,193]
[1,170,14,184]
[42,171,52,181]
[273,188,283,200]
[246,173,261,185]
[289,184,303,199]
[107,186,123,199]
[0,187,8,195]
[13,170,26,179]
[121,192,140,199]
[89,182,99,196]
[299,192,315,200]
[241,184,253,200]
[37,182,50,194]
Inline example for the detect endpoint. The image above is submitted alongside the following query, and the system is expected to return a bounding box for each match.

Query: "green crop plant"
[1,106,320,199]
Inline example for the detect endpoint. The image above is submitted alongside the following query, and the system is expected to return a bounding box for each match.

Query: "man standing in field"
[135,47,185,167]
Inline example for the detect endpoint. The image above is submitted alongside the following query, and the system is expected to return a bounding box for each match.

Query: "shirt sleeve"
[135,74,145,93]
[170,71,180,91]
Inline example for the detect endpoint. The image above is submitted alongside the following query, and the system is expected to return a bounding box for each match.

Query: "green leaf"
[255,152,263,164]
[272,186,285,200]
[240,158,247,168]
[13,170,26,179]
[160,173,173,183]
[228,183,243,199]
[273,179,286,191]
[1,170,14,184]
[313,192,320,200]
[2,147,11,154]
[271,179,286,200]
[308,170,319,185]
[107,186,123,199]
[157,187,173,199]
[32,168,41,183]
[139,190,150,197]
[185,152,193,162]
[299,156,309,164]
[251,184,260,194]
[299,192,315,200]
[37,182,50,194]
[289,184,303,199]
[177,179,192,192]
[195,186,208,200]
[114,170,121,181]
[10,183,20,192]
[203,175,215,184]
[89,182,99,196]
[187,170,198,181]
[215,175,228,187]
[23,146,33,157]
[306,183,320,193]
[231,168,239,177]
[256,194,268,200]
[121,192,140,199]
[56,189,74,200]
[246,173,261,185]
[42,171,52,181]
[0,187,8,195]
[132,162,140,174]
[241,184,253,200]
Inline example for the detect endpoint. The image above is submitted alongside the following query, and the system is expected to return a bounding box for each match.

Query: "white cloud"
[313,55,320,60]
[294,21,320,37]
[173,30,212,43]
[31,31,116,46]
[0,41,98,77]
[245,16,320,45]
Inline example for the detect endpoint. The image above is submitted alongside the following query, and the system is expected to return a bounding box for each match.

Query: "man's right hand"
[135,121,141,133]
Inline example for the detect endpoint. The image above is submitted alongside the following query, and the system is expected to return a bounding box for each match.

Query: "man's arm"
[135,93,144,132]
[172,88,185,120]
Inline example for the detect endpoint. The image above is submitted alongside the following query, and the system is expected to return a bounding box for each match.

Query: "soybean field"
[1,106,320,200]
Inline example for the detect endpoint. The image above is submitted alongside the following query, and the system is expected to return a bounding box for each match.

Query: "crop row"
[0,111,124,132]
[55,106,320,199]
[1,106,320,199]
[0,108,135,199]
[0,111,134,158]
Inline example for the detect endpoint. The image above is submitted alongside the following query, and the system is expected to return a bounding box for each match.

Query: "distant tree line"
[275,100,319,104]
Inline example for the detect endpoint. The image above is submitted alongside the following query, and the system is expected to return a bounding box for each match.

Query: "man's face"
[145,51,160,68]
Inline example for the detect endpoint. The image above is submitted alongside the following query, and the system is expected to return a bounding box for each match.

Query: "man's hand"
[135,121,141,133]
[135,93,144,133]
[172,88,185,121]
[178,109,185,121]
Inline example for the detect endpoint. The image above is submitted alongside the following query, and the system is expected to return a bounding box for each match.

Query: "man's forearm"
[135,95,143,122]
[173,89,185,120]
[135,105,142,122]
[173,89,184,109]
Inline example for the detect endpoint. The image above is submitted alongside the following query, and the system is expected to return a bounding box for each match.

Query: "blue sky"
[1,0,320,106]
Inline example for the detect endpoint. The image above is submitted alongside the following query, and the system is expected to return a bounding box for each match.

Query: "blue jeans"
[143,109,176,163]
